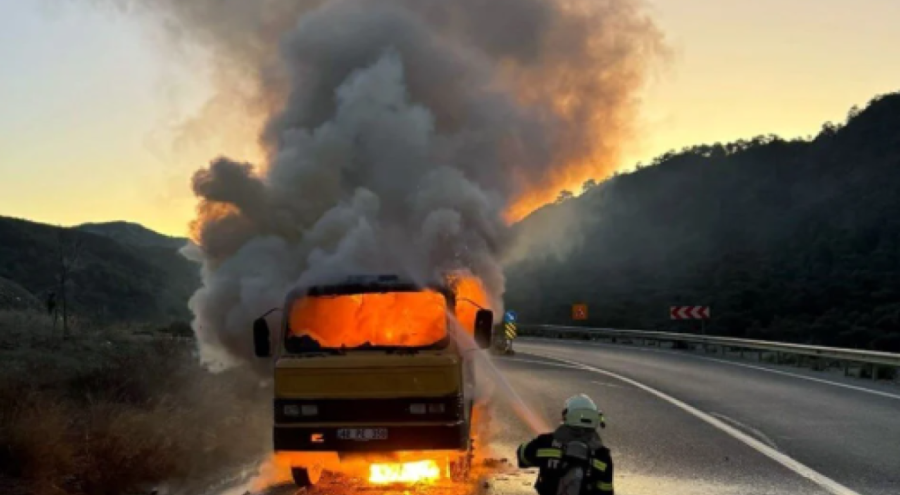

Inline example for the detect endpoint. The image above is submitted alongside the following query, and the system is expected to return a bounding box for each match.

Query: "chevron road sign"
[670,306,711,320]
[503,310,518,340]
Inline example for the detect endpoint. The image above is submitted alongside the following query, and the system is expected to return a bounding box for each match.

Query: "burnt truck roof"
[285,275,454,301]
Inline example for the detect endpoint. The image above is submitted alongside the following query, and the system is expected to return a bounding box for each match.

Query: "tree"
[556,190,574,203]
[56,228,84,339]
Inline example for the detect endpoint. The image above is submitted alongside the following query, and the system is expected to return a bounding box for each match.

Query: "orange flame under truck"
[252,275,494,487]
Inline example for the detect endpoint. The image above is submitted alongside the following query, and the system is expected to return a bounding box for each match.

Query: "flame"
[447,273,491,332]
[287,273,492,348]
[288,290,449,347]
[369,459,442,484]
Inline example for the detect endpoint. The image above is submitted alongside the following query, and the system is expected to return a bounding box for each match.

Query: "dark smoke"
[93,0,665,369]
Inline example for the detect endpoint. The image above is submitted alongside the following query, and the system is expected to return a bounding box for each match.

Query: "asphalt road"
[222,338,898,495]
[485,338,900,495]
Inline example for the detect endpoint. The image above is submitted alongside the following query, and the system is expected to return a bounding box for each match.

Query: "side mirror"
[473,309,493,349]
[253,317,271,357]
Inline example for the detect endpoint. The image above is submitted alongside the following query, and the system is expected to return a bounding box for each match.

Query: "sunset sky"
[1,0,898,236]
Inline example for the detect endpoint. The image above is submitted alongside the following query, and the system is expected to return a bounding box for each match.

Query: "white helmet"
[563,394,604,429]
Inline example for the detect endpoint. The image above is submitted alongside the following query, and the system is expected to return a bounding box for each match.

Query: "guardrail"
[518,324,900,381]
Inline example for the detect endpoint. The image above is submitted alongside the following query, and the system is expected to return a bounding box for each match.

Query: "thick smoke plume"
[103,0,664,369]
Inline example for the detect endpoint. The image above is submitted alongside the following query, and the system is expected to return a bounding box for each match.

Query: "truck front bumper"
[273,422,469,452]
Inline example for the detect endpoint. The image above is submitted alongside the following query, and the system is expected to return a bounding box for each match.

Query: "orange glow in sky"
[1,0,898,235]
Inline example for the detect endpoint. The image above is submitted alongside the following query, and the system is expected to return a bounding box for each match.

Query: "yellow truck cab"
[252,275,493,487]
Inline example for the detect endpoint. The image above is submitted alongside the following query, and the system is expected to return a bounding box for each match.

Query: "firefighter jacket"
[517,425,614,495]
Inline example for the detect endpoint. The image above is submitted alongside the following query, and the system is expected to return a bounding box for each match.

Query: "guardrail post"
[871,364,878,381]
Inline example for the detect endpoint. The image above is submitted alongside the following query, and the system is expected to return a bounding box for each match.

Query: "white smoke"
[93,0,665,369]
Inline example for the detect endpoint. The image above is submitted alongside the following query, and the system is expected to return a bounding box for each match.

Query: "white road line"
[495,357,626,387]
[692,355,900,402]
[710,412,780,451]
[520,338,900,402]
[494,356,586,371]
[525,351,863,495]
[590,380,625,389]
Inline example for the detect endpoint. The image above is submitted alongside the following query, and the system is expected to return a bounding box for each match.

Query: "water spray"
[450,315,551,435]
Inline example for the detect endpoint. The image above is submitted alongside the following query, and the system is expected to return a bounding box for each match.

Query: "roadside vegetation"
[0,310,269,495]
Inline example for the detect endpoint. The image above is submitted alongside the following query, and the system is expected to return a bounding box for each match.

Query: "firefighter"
[517,394,614,495]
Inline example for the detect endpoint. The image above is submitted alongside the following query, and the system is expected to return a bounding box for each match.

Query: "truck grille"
[275,395,464,423]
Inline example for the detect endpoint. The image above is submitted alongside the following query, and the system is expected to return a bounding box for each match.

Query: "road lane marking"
[691,356,900,402]
[524,351,863,495]
[520,338,900,402]
[711,412,780,451]
[590,380,625,389]
[494,356,587,371]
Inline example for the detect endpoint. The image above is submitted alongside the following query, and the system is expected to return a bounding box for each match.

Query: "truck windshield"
[284,290,449,352]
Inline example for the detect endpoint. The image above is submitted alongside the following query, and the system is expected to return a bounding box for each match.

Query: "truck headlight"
[284,404,318,417]
[410,403,447,414]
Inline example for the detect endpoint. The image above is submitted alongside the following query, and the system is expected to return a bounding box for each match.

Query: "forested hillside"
[0,217,197,323]
[506,92,900,352]
[77,221,186,249]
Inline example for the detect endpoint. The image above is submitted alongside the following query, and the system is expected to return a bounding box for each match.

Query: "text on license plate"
[337,428,388,441]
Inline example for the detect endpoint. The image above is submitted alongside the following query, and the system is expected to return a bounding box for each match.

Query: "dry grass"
[0,310,270,495]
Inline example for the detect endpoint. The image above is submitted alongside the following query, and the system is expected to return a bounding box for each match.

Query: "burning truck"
[252,274,494,487]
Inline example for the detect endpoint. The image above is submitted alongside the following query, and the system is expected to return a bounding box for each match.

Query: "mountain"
[76,221,187,249]
[506,92,900,352]
[0,216,198,323]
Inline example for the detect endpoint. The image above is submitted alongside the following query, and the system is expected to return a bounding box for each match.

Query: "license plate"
[337,428,388,441]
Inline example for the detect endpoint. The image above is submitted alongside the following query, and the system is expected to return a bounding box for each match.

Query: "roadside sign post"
[572,303,588,321]
[495,310,517,355]
[503,311,519,354]
[670,306,711,340]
